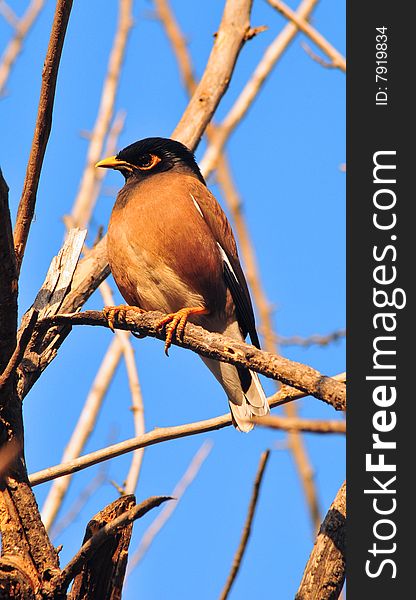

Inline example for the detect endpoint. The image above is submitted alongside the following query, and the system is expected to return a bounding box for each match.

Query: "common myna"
[96,137,269,431]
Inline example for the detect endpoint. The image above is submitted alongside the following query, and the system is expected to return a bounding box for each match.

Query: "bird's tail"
[201,357,269,432]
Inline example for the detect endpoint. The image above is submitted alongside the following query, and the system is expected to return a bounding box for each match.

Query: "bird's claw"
[156,307,208,356]
[103,305,144,333]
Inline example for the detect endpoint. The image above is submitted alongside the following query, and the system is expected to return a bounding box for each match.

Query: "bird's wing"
[189,184,261,349]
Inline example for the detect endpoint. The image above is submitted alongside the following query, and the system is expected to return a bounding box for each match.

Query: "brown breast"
[107,172,228,317]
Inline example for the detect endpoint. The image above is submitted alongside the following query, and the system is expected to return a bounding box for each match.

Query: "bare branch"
[69,0,133,229]
[251,414,345,434]
[278,329,346,347]
[0,1,18,28]
[50,466,107,541]
[13,0,73,275]
[219,450,270,600]
[29,373,345,487]
[0,0,45,96]
[17,230,100,401]
[58,496,173,591]
[39,309,346,410]
[200,0,319,178]
[296,481,346,599]
[171,0,253,149]
[268,0,346,72]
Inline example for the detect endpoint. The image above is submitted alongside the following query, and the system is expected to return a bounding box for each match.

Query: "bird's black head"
[95,137,205,184]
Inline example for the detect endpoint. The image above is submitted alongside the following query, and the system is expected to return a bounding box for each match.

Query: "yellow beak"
[95,156,134,172]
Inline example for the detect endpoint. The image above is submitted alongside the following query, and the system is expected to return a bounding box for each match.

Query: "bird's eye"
[136,153,161,170]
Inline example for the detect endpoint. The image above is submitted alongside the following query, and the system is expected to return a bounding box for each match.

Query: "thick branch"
[58,496,172,592]
[68,494,135,600]
[296,481,346,599]
[13,0,73,274]
[41,309,346,410]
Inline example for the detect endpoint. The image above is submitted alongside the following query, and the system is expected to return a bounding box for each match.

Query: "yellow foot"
[103,304,144,332]
[157,306,209,355]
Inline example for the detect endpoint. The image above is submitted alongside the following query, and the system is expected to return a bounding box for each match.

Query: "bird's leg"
[157,306,209,355]
[103,304,145,332]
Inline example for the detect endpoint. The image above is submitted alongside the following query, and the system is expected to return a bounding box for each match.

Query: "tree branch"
[0,0,45,96]
[251,414,345,434]
[69,0,133,229]
[39,309,346,410]
[219,450,270,600]
[67,494,135,600]
[199,0,319,178]
[268,0,346,72]
[57,496,172,592]
[29,373,345,488]
[13,0,73,274]
[296,481,346,599]
[127,441,212,572]
[171,0,253,149]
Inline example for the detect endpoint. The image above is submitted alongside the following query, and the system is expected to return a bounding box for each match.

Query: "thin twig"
[57,496,173,592]
[39,309,347,410]
[29,373,345,487]
[0,0,45,95]
[50,466,107,541]
[268,0,346,72]
[251,414,345,434]
[0,1,18,28]
[199,0,319,178]
[278,329,346,347]
[219,450,270,600]
[128,441,212,572]
[69,0,133,229]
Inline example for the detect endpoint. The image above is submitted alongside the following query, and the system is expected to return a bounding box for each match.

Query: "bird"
[96,137,269,431]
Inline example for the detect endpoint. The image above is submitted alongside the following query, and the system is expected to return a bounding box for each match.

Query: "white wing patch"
[217,242,238,281]
[190,193,204,219]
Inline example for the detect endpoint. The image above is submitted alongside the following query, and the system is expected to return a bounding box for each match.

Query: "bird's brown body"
[99,137,269,431]
[107,173,230,328]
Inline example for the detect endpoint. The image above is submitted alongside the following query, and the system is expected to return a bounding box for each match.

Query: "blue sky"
[1,1,345,598]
